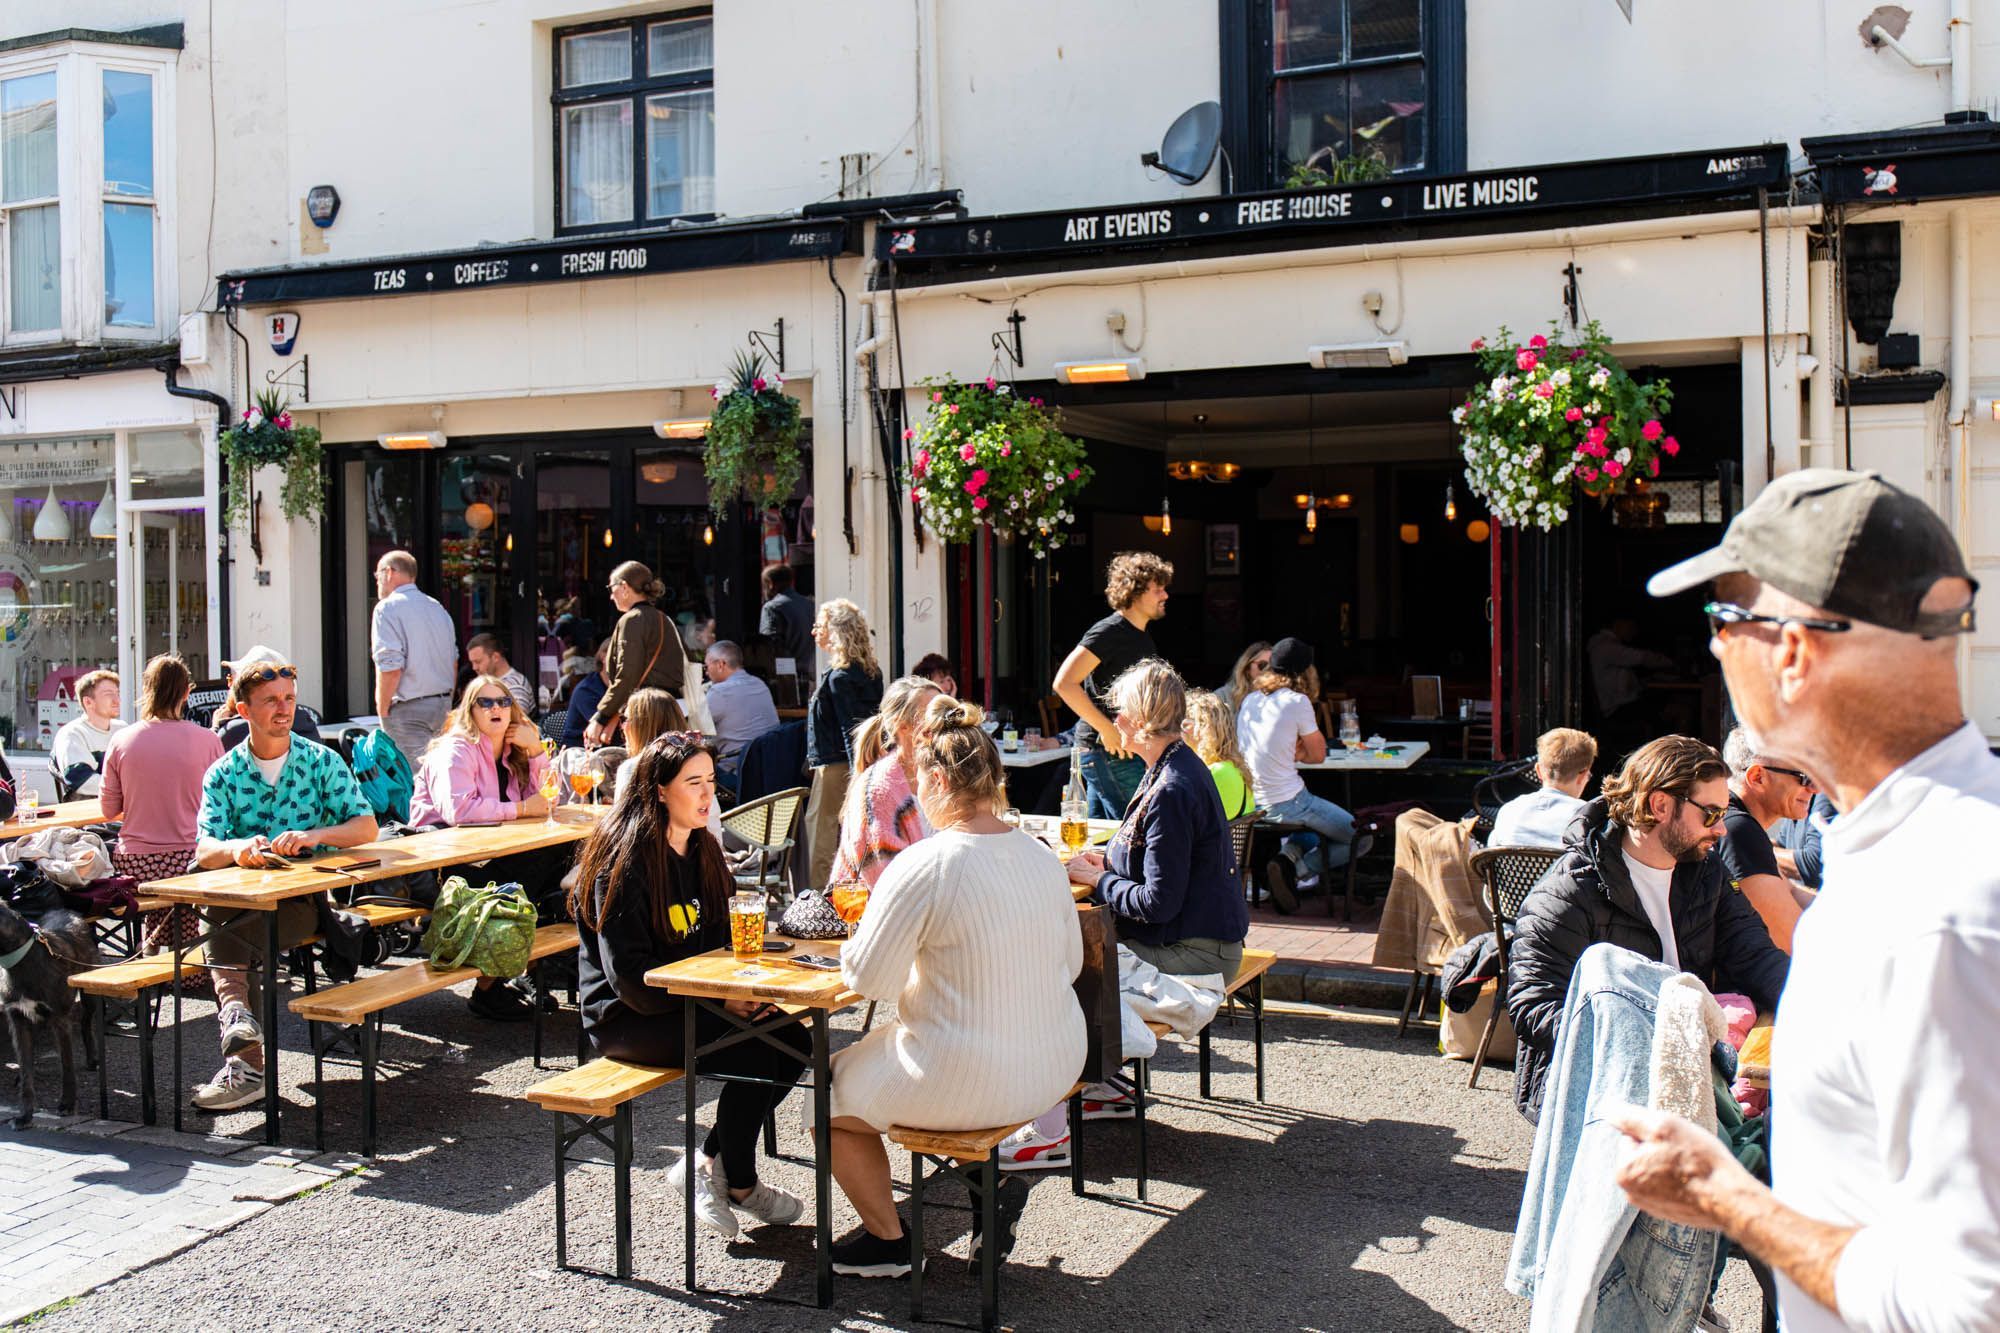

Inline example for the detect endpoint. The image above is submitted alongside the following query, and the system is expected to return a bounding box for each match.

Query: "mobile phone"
[259,852,296,869]
[32,809,56,819]
[792,953,842,971]
[315,857,383,874]
[761,940,794,953]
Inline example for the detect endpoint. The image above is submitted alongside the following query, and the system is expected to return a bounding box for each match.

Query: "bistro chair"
[720,785,809,902]
[1227,812,1261,899]
[1466,845,1563,1089]
[1469,757,1538,846]
[1035,693,1065,739]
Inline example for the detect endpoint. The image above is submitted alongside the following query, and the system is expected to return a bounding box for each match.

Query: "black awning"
[877,144,1788,281]
[218,216,860,307]
[1804,120,2000,205]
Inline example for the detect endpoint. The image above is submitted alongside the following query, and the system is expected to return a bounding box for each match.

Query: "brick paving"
[0,1116,365,1325]
[1245,898,1393,971]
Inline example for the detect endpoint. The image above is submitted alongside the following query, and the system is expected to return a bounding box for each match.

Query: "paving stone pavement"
[0,1116,365,1326]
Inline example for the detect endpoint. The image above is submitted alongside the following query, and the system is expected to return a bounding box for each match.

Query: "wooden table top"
[645,935,859,1009]
[140,808,604,909]
[0,800,110,840]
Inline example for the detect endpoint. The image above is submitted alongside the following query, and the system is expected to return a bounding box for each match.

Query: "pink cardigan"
[829,752,930,887]
[410,734,553,826]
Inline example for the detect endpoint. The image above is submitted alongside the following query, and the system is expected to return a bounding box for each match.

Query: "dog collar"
[0,933,36,970]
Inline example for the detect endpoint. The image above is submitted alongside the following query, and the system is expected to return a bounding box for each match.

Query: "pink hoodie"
[410,733,553,826]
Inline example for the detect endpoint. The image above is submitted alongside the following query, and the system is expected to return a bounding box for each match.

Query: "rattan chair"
[721,784,810,900]
[1466,844,1564,1089]
[1227,812,1261,898]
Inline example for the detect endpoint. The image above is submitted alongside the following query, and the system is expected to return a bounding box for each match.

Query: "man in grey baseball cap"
[1609,468,2000,1332]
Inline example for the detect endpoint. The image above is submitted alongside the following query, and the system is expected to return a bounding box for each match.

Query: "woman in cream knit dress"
[825,697,1086,1276]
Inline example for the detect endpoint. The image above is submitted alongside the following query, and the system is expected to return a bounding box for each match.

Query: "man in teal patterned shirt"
[189,664,377,1112]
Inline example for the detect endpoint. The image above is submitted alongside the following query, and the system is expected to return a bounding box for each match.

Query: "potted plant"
[219,387,324,531]
[902,376,1092,559]
[1454,320,1676,531]
[703,350,804,519]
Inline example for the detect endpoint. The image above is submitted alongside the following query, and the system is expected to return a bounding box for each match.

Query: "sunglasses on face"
[1251,658,1271,672]
[473,695,513,711]
[1703,601,1852,637]
[1677,795,1729,828]
[1762,765,1815,790]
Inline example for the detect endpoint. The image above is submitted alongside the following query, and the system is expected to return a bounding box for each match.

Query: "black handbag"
[0,863,66,919]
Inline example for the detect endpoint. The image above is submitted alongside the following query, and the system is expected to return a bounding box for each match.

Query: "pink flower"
[1534,382,1555,400]
[1516,350,1539,373]
[1641,419,1664,442]
[969,468,989,489]
[1577,466,1600,483]
[1569,349,1586,362]
[910,488,922,504]
[1000,444,1012,456]
[1564,407,1583,422]
[1648,457,1660,477]
[1030,397,1045,408]
[1586,426,1608,449]
[1528,334,1548,350]
[916,449,930,468]
[972,495,989,510]
[276,413,293,429]
[985,376,997,390]
[960,443,976,462]
[1604,459,1624,478]
[902,428,915,440]
[242,409,254,421]
[1470,337,1486,351]
[931,391,943,403]
[1067,468,1081,481]
[1662,436,1680,456]
[964,479,980,494]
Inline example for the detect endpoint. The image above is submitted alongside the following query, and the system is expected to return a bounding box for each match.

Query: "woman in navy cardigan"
[1067,658,1248,979]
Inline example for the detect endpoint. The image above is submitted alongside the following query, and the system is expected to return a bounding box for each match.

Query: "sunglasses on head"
[238,664,298,684]
[654,729,705,749]
[1703,601,1852,637]
[1676,795,1729,828]
[473,695,513,711]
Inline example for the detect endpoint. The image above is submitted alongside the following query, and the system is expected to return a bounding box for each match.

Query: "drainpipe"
[1804,240,1835,464]
[163,362,236,663]
[1872,0,1975,117]
[1949,206,1973,709]
[916,0,943,191]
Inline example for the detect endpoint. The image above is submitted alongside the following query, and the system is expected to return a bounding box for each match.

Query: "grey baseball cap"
[1647,468,1977,637]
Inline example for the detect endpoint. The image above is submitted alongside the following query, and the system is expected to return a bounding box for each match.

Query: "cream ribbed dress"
[832,828,1087,1131]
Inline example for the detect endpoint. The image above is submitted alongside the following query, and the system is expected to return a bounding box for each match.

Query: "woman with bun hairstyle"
[584,560,686,748]
[822,696,1086,1277]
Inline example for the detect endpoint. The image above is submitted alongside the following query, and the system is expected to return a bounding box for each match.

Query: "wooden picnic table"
[0,799,110,840]
[646,935,857,1306]
[141,808,604,1144]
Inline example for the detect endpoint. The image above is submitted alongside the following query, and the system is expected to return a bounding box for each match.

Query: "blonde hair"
[851,676,942,770]
[1601,735,1726,833]
[432,675,539,793]
[1183,689,1247,772]
[1536,727,1598,784]
[1104,658,1185,744]
[1253,664,1319,703]
[912,695,1007,822]
[621,687,688,752]
[817,598,880,677]
[1222,641,1272,704]
[1104,551,1174,611]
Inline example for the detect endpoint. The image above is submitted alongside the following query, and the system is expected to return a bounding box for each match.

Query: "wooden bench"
[887,1082,1089,1333]
[523,1057,683,1280]
[1199,947,1276,1102]
[68,902,433,1129]
[290,922,580,1154]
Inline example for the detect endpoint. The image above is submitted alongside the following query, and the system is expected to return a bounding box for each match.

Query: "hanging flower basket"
[219,387,324,532]
[1454,321,1676,531]
[902,376,1093,559]
[703,350,803,519]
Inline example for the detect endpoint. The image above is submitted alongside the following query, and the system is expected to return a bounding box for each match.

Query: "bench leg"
[361,1015,380,1157]
[614,1103,634,1281]
[978,1155,1000,1332]
[1068,1088,1085,1197]
[94,996,110,1120]
[682,1000,698,1293]
[553,1110,569,1271]
[137,999,156,1128]
[1199,1023,1213,1100]
[907,1151,926,1321]
[1132,1063,1149,1203]
[532,968,545,1070]
[763,1107,778,1158]
[310,1020,327,1153]
[1253,975,1266,1104]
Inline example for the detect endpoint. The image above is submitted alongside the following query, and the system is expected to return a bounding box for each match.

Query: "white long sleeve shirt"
[1771,722,2000,1332]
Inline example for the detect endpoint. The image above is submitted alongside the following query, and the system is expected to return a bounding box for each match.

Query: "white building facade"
[4,0,1998,761]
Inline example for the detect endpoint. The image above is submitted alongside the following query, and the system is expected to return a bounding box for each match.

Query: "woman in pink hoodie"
[411,676,561,1022]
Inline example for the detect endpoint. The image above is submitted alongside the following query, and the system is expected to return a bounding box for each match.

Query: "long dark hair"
[568,733,730,942]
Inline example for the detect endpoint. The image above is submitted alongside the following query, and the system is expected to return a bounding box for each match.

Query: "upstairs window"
[2,68,61,336]
[553,10,715,234]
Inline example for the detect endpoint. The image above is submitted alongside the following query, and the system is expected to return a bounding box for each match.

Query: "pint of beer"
[728,891,767,960]
[1059,798,1089,855]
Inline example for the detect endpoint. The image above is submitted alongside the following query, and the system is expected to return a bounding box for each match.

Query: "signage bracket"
[264,355,309,404]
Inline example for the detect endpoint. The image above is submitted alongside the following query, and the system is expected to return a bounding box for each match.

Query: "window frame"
[1220,0,1464,190]
[550,7,716,237]
[0,38,174,348]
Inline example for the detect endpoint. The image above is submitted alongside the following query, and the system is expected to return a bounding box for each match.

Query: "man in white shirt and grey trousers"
[1615,468,1997,1331]
[369,549,459,765]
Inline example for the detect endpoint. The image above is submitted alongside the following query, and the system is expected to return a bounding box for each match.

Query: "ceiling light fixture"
[90,481,116,539]
[1054,357,1146,384]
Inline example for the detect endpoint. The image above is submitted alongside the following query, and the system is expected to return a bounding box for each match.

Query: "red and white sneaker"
[997,1122,1071,1171]
[1079,1084,1136,1121]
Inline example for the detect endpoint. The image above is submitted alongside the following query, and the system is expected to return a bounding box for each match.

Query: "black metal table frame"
[680,993,834,1306]
[168,906,293,1143]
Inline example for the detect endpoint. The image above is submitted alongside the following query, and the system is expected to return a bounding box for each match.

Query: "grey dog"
[0,902,100,1129]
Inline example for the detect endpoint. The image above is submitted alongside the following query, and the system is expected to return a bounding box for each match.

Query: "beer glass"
[728,891,767,961]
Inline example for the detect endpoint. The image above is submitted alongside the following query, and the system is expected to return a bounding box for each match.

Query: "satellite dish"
[1142,101,1222,186]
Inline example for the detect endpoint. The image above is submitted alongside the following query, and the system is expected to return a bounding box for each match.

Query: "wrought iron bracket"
[992,309,1026,368]
[1561,263,1583,332]
[264,354,310,403]
[747,319,785,372]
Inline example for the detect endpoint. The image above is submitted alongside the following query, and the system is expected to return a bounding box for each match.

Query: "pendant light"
[1444,480,1457,523]
[703,523,714,546]
[90,480,117,540]
[1158,400,1172,536]
[1304,393,1318,533]
[0,491,13,544]
[32,486,70,542]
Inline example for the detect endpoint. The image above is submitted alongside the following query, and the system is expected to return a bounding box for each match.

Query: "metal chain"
[1769,174,1800,369]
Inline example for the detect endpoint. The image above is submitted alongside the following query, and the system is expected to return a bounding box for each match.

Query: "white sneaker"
[731,1179,805,1227]
[1079,1083,1135,1121]
[218,1003,262,1059]
[667,1152,740,1238]
[997,1120,1072,1171]
[191,1057,264,1112]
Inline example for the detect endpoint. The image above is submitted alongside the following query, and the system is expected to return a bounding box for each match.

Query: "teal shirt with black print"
[198,737,373,847]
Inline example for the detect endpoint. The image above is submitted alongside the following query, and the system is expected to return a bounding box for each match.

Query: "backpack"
[349,729,414,824]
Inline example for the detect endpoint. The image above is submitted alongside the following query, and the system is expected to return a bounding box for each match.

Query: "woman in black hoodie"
[568,732,806,1238]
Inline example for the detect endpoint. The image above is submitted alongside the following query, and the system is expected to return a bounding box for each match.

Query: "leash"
[0,921,102,972]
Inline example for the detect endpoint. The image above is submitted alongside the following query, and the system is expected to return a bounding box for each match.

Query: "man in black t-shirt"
[1053,551,1173,818]
[1717,726,1818,952]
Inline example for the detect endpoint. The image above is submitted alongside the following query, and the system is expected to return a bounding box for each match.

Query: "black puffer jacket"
[1504,797,1789,1123]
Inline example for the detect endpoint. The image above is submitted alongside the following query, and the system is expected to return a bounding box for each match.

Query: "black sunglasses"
[473,695,513,711]
[1761,765,1815,790]
[1676,795,1728,828]
[1704,601,1852,637]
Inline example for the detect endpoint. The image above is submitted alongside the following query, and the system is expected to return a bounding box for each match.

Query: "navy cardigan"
[1095,741,1249,949]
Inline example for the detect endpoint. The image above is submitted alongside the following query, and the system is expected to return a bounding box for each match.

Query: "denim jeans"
[1263,789,1357,876]
[1081,748,1145,821]
[1506,943,1724,1333]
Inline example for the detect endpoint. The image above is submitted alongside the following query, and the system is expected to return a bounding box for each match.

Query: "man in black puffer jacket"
[1505,735,1789,1123]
